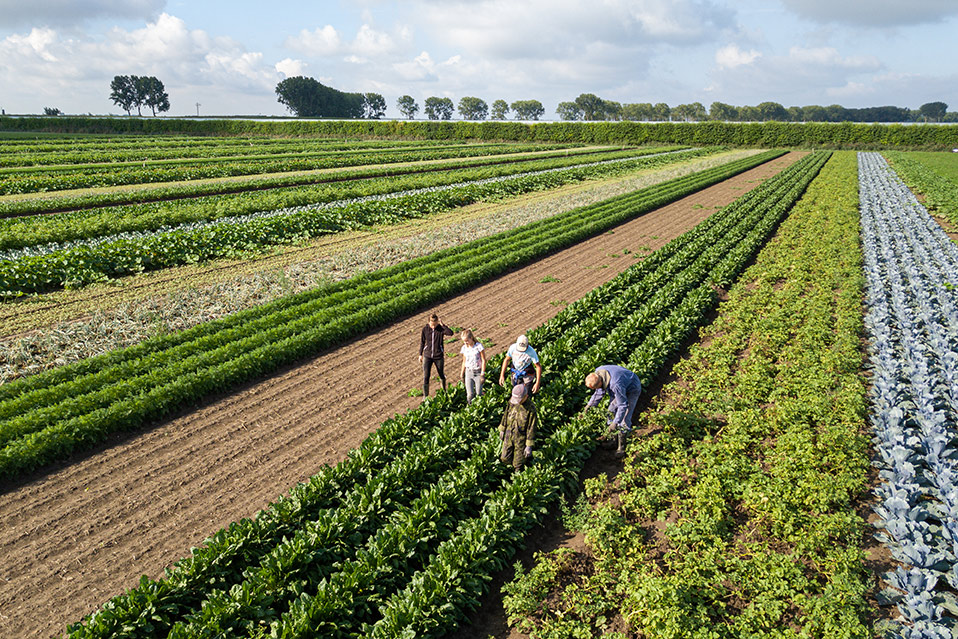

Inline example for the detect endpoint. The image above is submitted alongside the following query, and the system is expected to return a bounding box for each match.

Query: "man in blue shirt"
[584,365,642,457]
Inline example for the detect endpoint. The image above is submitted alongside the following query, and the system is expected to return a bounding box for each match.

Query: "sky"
[0,0,956,118]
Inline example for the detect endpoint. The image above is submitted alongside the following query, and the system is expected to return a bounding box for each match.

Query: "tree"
[396,95,418,119]
[43,107,63,116]
[510,99,545,120]
[424,96,454,120]
[363,92,386,119]
[110,75,139,115]
[556,101,582,121]
[490,99,509,120]
[457,96,488,120]
[652,102,671,121]
[787,106,804,122]
[919,101,948,122]
[709,101,737,121]
[757,101,787,122]
[139,76,170,116]
[275,76,364,118]
[573,93,608,120]
[621,103,654,121]
[802,105,827,122]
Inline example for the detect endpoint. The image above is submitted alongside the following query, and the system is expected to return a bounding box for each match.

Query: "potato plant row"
[62,150,830,639]
[0,137,462,168]
[859,152,958,639]
[0,142,571,195]
[0,144,632,218]
[0,148,720,295]
[0,150,783,479]
[884,152,958,226]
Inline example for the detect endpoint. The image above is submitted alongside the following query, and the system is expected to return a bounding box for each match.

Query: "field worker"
[499,383,537,471]
[584,365,642,457]
[498,334,542,396]
[459,329,487,404]
[419,313,454,397]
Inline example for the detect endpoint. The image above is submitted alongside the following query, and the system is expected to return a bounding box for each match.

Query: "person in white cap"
[498,334,542,396]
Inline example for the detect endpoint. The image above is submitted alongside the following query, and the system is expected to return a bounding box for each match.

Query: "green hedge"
[3,116,957,149]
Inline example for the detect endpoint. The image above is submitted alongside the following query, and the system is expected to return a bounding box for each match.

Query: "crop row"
[884,152,958,226]
[0,148,721,295]
[0,137,463,168]
[0,146,679,245]
[504,150,871,638]
[64,149,829,639]
[0,144,633,218]
[859,152,958,639]
[0,150,783,477]
[0,142,571,195]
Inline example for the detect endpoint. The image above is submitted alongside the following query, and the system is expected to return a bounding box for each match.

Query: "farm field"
[0,134,805,637]
[3,132,956,639]
[884,151,958,229]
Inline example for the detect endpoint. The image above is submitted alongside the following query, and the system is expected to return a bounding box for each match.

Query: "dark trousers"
[422,355,447,396]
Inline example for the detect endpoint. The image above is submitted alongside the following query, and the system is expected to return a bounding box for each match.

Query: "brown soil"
[0,152,802,639]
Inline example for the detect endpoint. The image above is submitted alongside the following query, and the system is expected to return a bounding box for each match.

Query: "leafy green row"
[0,142,568,195]
[0,148,724,295]
[0,144,630,218]
[0,146,674,242]
[0,137,463,168]
[63,150,823,639]
[884,151,958,225]
[365,152,832,639]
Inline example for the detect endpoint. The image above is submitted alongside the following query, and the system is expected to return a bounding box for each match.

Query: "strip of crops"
[884,151,958,226]
[502,151,872,638]
[0,137,463,167]
[0,148,716,295]
[0,142,575,195]
[0,147,670,229]
[0,150,784,480]
[859,152,958,639]
[0,145,630,218]
[64,150,829,639]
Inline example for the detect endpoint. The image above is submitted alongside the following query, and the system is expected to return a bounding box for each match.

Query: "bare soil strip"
[0,153,800,639]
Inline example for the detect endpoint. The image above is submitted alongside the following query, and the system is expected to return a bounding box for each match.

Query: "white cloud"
[286,23,409,62]
[285,25,341,57]
[275,58,306,78]
[715,44,760,68]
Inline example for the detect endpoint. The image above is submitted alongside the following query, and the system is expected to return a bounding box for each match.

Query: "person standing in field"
[584,365,642,457]
[419,313,454,397]
[498,334,542,396]
[459,329,487,404]
[499,384,537,471]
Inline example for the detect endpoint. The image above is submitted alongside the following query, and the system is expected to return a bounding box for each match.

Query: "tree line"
[555,94,955,124]
[109,75,170,116]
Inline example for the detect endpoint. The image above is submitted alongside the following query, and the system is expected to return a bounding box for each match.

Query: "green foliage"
[395,95,418,119]
[504,152,873,638]
[885,150,958,224]
[274,76,363,118]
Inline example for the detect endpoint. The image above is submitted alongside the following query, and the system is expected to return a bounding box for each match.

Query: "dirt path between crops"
[0,152,803,639]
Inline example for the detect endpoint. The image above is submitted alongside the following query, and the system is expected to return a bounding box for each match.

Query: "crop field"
[0,132,956,639]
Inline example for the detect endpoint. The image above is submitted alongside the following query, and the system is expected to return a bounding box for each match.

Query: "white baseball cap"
[515,335,529,351]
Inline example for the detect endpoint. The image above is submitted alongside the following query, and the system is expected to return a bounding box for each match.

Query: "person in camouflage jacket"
[499,384,537,471]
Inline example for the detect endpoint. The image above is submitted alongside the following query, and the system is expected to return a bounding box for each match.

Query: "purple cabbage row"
[859,151,958,639]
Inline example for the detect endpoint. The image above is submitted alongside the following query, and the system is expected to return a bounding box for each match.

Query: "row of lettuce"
[0,150,784,480]
[60,149,830,639]
[503,150,874,638]
[0,144,627,217]
[3,116,958,149]
[0,141,575,195]
[0,147,715,295]
[859,152,958,639]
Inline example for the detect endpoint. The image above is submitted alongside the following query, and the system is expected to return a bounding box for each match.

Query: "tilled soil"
[0,152,801,638]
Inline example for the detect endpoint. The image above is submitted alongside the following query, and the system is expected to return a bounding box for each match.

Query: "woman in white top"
[459,329,487,404]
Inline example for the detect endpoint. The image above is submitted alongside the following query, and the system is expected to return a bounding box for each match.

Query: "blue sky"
[0,0,955,118]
